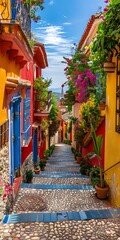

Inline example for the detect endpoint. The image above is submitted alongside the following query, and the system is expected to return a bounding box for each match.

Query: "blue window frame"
[22,88,31,146]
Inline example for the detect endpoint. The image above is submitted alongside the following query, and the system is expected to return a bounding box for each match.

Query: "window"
[0,120,9,149]
[22,88,31,146]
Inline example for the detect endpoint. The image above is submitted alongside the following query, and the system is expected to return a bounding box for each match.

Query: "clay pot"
[34,169,40,174]
[95,185,109,199]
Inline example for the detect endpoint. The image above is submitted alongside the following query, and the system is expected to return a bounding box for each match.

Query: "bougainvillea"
[75,69,96,103]
[63,50,96,104]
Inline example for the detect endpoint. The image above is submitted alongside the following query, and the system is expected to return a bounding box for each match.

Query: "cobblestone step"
[2,208,120,224]
[46,164,79,168]
[33,172,89,178]
[48,159,75,162]
[21,183,93,190]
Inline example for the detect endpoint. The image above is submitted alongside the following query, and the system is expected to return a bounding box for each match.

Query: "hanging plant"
[91,0,120,66]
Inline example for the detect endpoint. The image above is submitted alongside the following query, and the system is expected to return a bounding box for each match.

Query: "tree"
[49,94,60,139]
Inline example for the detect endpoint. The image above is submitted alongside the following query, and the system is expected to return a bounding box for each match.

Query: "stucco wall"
[105,56,120,207]
[0,54,19,124]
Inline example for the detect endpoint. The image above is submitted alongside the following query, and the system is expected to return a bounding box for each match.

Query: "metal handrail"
[104,161,120,173]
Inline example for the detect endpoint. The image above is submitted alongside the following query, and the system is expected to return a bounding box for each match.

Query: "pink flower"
[102,17,105,21]
[104,7,108,12]
[33,18,38,23]
[64,67,68,71]
[2,193,6,201]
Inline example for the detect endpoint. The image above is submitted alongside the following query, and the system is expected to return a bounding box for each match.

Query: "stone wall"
[0,145,10,217]
[0,145,9,184]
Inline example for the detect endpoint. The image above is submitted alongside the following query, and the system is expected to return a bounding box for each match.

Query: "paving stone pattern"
[0,144,120,240]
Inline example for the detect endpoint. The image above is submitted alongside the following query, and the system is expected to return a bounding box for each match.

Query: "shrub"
[26,170,33,183]
[63,139,72,145]
[39,160,46,171]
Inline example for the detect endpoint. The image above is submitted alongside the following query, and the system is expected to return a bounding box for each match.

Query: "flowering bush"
[79,94,100,132]
[2,183,12,201]
[75,69,96,103]
[63,80,76,112]
[63,50,96,104]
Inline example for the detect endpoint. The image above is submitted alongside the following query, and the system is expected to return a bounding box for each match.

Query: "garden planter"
[95,185,109,200]
[103,62,115,73]
[34,169,40,174]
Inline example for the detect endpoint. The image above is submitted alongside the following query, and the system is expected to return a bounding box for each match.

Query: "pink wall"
[82,119,105,169]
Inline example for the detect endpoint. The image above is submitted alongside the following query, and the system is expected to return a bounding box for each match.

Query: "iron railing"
[0,0,31,37]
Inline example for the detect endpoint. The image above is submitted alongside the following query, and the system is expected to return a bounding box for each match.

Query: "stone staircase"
[1,144,120,240]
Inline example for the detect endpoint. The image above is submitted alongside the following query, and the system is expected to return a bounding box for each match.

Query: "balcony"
[34,91,52,118]
[0,0,31,37]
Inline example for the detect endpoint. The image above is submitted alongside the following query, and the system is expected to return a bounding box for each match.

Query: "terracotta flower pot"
[95,184,109,199]
[34,169,40,174]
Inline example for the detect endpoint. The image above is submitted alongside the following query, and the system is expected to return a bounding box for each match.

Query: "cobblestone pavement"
[0,144,120,240]
[0,219,120,240]
[13,188,112,213]
[33,177,91,185]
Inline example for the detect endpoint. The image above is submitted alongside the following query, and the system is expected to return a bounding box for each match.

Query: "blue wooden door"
[33,129,38,164]
[10,95,21,185]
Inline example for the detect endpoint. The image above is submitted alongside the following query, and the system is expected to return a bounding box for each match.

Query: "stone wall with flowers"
[0,145,10,217]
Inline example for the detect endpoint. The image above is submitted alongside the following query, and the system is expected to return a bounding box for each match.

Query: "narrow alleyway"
[0,144,120,240]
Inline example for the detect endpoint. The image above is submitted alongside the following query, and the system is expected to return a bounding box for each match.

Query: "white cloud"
[63,22,72,25]
[34,24,73,88]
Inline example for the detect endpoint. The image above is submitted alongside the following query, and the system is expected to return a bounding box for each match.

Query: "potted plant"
[26,170,33,183]
[80,155,92,175]
[75,152,82,164]
[90,166,101,187]
[39,159,46,171]
[90,123,109,199]
[44,149,50,160]
[34,163,40,174]
[91,1,119,72]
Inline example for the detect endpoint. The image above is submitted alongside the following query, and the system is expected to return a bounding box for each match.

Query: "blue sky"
[32,0,106,89]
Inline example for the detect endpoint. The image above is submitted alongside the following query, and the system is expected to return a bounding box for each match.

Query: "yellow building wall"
[105,56,120,207]
[0,0,11,21]
[0,54,20,125]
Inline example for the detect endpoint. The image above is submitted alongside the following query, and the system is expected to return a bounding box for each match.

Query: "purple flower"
[102,17,105,21]
[104,7,108,12]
